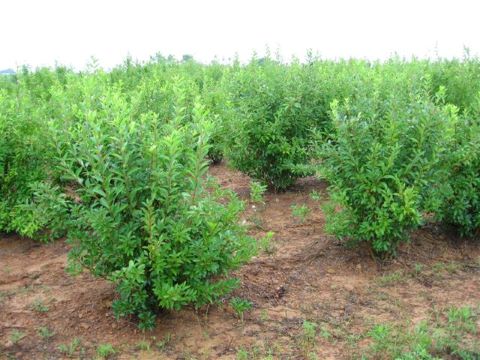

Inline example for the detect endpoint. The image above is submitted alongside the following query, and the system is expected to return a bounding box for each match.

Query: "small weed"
[0,290,6,305]
[9,330,26,345]
[377,271,406,286]
[309,190,322,201]
[155,333,172,351]
[261,345,275,359]
[251,346,262,358]
[291,204,310,223]
[320,325,332,341]
[66,260,83,276]
[236,348,249,360]
[58,337,81,357]
[368,324,397,355]
[37,326,55,340]
[303,320,317,343]
[301,320,317,351]
[136,339,151,351]
[249,214,264,230]
[260,309,269,322]
[366,321,435,359]
[432,261,461,274]
[17,284,35,295]
[251,181,267,203]
[446,306,477,334]
[258,231,276,255]
[230,297,253,322]
[346,333,363,348]
[413,263,424,276]
[97,343,116,359]
[31,298,49,313]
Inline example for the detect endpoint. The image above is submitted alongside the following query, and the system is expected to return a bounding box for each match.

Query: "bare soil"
[1,163,479,359]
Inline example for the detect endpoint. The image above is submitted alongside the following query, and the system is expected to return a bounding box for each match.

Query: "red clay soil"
[1,162,479,359]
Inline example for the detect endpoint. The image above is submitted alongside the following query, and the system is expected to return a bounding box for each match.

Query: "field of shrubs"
[1,54,479,359]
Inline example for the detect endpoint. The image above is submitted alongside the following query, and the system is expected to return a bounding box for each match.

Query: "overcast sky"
[1,0,479,70]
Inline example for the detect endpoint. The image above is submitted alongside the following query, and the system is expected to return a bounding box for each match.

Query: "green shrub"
[225,58,328,191]
[438,108,480,237]
[200,64,231,164]
[0,83,59,239]
[429,56,480,114]
[44,87,255,329]
[318,93,453,254]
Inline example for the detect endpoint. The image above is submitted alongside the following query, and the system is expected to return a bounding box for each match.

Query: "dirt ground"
[1,162,479,359]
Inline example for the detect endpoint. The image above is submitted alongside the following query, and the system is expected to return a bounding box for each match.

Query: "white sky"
[1,0,479,70]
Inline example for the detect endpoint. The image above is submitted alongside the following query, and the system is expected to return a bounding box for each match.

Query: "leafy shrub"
[429,56,480,114]
[200,64,231,164]
[318,93,453,254]
[44,87,255,329]
[0,84,59,239]
[438,107,480,237]
[225,58,328,191]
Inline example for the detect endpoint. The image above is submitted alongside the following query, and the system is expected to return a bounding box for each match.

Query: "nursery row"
[0,54,479,326]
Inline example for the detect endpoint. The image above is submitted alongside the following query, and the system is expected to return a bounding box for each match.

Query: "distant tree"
[182,54,194,62]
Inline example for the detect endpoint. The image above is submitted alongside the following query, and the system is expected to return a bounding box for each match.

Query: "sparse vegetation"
[363,306,479,359]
